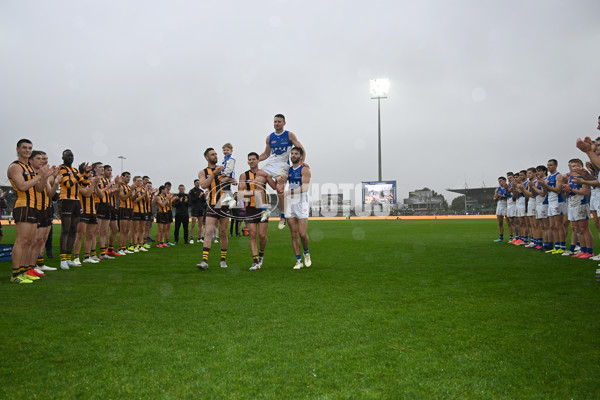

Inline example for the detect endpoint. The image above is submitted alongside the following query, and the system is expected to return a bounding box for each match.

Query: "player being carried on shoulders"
[254,114,307,230]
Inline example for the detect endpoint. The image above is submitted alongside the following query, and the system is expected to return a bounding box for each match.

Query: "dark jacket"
[172,193,190,216]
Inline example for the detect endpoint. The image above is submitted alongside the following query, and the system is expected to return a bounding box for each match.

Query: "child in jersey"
[220,143,237,206]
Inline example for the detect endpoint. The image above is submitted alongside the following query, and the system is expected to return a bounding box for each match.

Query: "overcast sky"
[1,0,599,203]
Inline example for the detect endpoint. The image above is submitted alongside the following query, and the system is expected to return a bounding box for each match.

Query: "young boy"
[220,143,237,206]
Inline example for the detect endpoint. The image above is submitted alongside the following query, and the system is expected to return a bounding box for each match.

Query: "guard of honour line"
[5,114,312,284]
[493,115,600,281]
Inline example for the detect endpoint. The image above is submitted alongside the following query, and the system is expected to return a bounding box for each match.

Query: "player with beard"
[196,148,230,270]
[285,147,312,270]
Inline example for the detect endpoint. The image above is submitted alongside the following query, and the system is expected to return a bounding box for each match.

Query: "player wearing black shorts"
[131,176,150,252]
[117,172,134,254]
[139,180,154,247]
[142,177,154,245]
[32,151,60,273]
[164,182,174,245]
[103,165,121,257]
[196,148,230,270]
[7,139,55,283]
[58,149,90,269]
[92,162,115,260]
[154,185,170,247]
[73,164,101,265]
[189,179,206,243]
[239,152,272,270]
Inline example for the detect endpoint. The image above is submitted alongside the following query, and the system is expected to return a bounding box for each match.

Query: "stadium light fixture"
[118,155,126,174]
[370,78,389,99]
[370,79,389,181]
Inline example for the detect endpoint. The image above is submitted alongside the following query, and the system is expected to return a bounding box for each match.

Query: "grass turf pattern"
[1,220,599,399]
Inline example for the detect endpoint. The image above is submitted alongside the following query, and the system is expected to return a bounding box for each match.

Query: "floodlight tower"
[118,155,126,174]
[370,79,389,181]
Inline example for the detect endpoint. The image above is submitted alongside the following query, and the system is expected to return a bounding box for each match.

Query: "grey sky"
[2,0,599,202]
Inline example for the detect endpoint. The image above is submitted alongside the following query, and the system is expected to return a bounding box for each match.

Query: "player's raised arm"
[289,132,306,162]
[577,136,600,170]
[198,169,211,190]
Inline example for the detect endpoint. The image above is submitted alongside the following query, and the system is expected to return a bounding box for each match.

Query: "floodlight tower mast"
[370,79,389,182]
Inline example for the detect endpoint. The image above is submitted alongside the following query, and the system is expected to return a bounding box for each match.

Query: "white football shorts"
[284,194,309,219]
[568,204,590,222]
[496,200,507,216]
[548,201,567,217]
[262,161,290,180]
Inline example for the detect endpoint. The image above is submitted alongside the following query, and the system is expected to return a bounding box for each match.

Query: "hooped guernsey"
[204,167,225,207]
[58,165,88,200]
[9,161,41,211]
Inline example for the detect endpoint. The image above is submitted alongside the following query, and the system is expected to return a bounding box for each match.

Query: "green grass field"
[1,219,599,399]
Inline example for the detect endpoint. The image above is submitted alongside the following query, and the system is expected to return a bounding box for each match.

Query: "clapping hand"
[576,137,593,153]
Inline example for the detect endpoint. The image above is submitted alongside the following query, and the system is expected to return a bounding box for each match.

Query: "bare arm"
[577,137,600,170]
[199,167,224,189]
[522,183,533,198]
[258,136,271,162]
[237,172,248,204]
[117,185,130,201]
[530,181,547,196]
[572,177,600,188]
[47,173,61,197]
[78,182,93,197]
[301,167,311,190]
[290,167,312,194]
[539,174,563,193]
[7,163,43,192]
[289,132,306,162]
[571,184,591,197]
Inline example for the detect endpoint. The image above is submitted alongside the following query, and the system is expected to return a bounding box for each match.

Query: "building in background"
[402,189,446,215]
[446,186,495,214]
